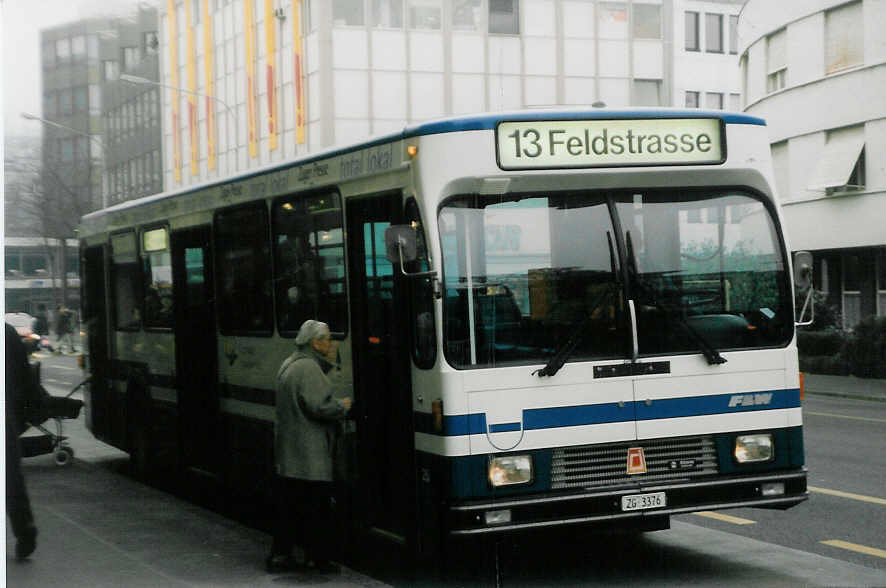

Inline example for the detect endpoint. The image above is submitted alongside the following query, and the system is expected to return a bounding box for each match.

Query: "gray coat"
[274,349,349,481]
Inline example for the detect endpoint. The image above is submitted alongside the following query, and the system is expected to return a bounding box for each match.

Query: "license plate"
[621,492,666,511]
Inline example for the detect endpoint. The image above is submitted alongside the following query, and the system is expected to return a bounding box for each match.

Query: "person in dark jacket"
[267,320,352,574]
[33,304,49,338]
[55,305,77,353]
[5,323,38,560]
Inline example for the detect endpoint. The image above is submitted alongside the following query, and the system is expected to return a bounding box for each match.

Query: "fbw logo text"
[728,393,773,408]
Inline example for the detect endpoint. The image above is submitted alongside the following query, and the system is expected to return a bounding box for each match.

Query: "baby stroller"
[19,363,85,466]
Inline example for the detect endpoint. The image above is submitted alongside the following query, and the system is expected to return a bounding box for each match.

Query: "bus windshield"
[439,189,791,369]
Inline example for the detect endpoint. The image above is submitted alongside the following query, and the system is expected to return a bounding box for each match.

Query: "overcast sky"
[1,0,148,137]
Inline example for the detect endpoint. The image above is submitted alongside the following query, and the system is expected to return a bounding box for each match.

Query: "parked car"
[5,312,40,353]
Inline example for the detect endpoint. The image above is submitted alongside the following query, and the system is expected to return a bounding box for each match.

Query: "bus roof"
[406,108,765,137]
[82,108,765,222]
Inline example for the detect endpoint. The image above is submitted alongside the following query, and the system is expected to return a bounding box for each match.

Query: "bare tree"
[15,141,99,308]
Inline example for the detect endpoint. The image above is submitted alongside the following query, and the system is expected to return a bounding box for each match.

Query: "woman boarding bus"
[78,108,808,567]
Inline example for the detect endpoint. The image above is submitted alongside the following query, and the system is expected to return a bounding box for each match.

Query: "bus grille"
[550,436,719,489]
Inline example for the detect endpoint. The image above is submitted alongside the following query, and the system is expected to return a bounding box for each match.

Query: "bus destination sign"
[496,118,724,170]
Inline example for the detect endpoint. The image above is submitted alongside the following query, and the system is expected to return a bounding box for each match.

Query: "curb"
[804,390,886,403]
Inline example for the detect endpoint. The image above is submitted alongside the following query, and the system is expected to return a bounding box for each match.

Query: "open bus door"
[171,226,220,477]
[346,193,416,548]
[83,245,111,440]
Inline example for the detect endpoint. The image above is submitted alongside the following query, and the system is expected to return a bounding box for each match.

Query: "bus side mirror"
[793,251,814,326]
[384,225,438,280]
[793,251,813,290]
[384,225,418,264]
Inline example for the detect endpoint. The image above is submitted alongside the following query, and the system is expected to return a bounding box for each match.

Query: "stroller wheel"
[54,446,75,466]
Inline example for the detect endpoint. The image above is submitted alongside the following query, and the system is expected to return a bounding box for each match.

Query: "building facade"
[102,11,164,205]
[39,6,161,210]
[158,0,743,189]
[676,0,742,111]
[739,0,886,328]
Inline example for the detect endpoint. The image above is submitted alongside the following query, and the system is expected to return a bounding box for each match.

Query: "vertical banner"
[185,0,198,176]
[264,0,278,151]
[167,0,182,183]
[292,0,306,144]
[244,0,258,158]
[202,0,216,170]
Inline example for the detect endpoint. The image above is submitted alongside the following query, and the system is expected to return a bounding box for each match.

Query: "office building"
[39,6,161,210]
[159,0,744,188]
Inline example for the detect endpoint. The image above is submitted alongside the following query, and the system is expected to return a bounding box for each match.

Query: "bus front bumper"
[448,469,807,535]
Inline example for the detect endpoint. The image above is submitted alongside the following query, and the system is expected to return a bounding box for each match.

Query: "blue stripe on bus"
[421,388,800,437]
[523,403,632,430]
[635,388,801,421]
[443,413,489,436]
[488,422,522,433]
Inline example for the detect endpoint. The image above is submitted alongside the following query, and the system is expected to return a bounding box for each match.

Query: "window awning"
[807,126,865,191]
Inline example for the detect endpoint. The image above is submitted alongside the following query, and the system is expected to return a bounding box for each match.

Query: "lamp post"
[120,73,239,173]
[21,112,107,209]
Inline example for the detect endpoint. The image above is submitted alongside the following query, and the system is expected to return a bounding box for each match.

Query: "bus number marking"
[497,119,723,169]
[507,128,542,158]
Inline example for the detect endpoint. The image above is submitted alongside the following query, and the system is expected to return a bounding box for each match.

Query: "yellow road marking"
[805,411,886,424]
[821,540,886,559]
[809,486,886,506]
[693,511,756,525]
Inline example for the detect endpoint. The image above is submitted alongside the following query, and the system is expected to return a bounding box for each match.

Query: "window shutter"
[767,29,786,74]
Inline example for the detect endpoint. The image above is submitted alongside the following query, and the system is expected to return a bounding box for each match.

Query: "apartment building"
[739,0,886,327]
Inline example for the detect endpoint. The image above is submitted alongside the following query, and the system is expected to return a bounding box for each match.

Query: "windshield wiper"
[675,313,727,365]
[625,231,726,366]
[534,232,620,378]
[533,285,616,377]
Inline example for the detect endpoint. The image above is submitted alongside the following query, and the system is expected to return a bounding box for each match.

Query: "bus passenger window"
[143,228,173,328]
[272,192,347,336]
[215,204,273,335]
[110,231,142,331]
[143,251,173,328]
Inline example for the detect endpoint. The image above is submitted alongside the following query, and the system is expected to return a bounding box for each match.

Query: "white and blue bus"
[79,108,808,561]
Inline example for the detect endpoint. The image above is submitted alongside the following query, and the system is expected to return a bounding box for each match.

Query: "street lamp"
[21,112,108,209]
[120,73,239,173]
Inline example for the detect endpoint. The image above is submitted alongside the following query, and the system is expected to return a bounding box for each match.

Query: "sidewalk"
[5,393,389,588]
[803,373,886,402]
[5,454,389,588]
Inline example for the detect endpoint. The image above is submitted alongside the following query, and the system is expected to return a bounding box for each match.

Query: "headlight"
[734,434,774,463]
[488,455,533,487]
